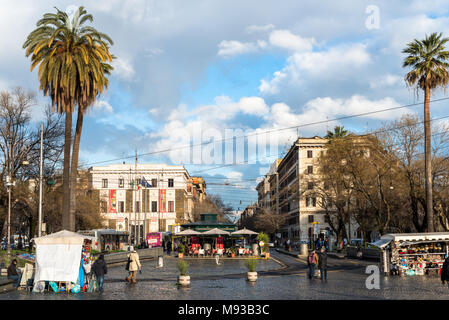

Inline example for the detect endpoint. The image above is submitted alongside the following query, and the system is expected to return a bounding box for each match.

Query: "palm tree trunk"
[62,111,72,230]
[424,85,434,232]
[69,107,84,231]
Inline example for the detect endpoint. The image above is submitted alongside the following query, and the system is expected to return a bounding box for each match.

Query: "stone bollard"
[157,256,163,268]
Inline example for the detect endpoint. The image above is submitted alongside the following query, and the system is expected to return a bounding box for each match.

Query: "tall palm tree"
[403,32,449,232]
[325,125,348,139]
[23,6,114,231]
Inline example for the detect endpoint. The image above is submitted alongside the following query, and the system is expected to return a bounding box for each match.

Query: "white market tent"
[33,230,91,283]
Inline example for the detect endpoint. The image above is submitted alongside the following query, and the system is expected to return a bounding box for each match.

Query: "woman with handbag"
[125,250,142,284]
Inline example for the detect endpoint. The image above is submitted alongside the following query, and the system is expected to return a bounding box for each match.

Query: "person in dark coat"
[441,256,449,287]
[92,254,107,292]
[318,247,328,281]
[167,240,172,255]
[7,259,22,288]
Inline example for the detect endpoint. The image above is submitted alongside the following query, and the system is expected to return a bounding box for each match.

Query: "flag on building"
[141,177,152,188]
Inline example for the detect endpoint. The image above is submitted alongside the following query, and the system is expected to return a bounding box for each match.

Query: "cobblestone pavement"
[1,250,449,299]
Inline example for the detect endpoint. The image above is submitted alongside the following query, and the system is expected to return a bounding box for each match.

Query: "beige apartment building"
[258,136,359,243]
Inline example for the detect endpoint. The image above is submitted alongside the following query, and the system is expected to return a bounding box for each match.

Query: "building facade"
[255,137,359,244]
[88,163,201,238]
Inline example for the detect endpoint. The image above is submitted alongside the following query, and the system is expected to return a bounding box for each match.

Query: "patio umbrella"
[202,228,230,253]
[231,228,258,236]
[175,229,203,236]
[202,228,231,236]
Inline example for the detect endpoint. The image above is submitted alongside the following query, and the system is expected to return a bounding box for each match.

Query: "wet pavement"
[2,250,449,300]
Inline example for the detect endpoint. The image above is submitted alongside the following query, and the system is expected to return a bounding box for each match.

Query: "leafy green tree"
[23,6,114,230]
[402,32,449,232]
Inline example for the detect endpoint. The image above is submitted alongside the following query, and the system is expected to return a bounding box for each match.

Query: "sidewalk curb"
[275,248,306,259]
[327,253,346,260]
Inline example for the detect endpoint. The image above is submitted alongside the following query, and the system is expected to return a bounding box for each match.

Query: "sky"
[3,0,449,210]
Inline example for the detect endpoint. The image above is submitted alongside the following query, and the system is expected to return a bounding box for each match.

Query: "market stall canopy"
[33,230,86,283]
[231,228,258,236]
[370,238,392,249]
[202,228,231,236]
[371,232,449,249]
[176,229,203,236]
[33,230,88,245]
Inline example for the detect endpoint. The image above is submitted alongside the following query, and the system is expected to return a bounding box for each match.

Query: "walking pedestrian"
[7,259,22,288]
[167,240,172,255]
[83,258,92,291]
[92,254,107,292]
[318,247,328,281]
[307,250,319,279]
[125,250,141,284]
[441,256,449,288]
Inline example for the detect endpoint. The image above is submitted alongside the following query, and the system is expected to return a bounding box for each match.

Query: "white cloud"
[381,14,449,54]
[144,48,164,58]
[149,94,409,166]
[260,43,371,95]
[217,40,260,58]
[302,95,411,121]
[369,74,403,89]
[227,171,243,180]
[93,100,114,113]
[112,57,136,80]
[245,24,275,34]
[268,29,316,52]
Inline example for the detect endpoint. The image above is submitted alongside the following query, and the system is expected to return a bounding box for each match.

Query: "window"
[307,181,314,190]
[168,179,174,188]
[307,166,313,174]
[308,215,315,223]
[136,178,141,186]
[306,197,316,207]
[168,201,174,212]
[135,201,140,213]
[102,179,108,188]
[151,201,157,212]
[151,179,157,188]
[118,201,124,213]
[100,200,107,213]
[307,150,313,158]
[119,178,124,188]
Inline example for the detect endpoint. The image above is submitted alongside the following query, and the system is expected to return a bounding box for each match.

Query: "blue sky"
[3,0,449,209]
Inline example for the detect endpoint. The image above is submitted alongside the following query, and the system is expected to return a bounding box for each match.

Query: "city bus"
[77,229,129,251]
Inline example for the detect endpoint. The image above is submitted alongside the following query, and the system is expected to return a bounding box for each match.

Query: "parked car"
[349,238,364,247]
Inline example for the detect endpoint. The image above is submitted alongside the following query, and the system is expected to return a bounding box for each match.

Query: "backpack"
[308,254,314,264]
[125,257,131,271]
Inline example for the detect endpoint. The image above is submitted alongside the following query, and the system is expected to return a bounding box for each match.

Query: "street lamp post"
[6,135,12,257]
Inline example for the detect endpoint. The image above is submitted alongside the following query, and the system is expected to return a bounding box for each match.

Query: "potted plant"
[229,247,236,258]
[177,260,190,286]
[178,244,185,258]
[246,258,257,282]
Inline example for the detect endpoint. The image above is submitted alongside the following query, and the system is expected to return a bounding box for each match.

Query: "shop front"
[371,232,449,276]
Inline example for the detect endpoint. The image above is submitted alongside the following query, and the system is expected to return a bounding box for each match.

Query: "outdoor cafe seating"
[174,227,259,258]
